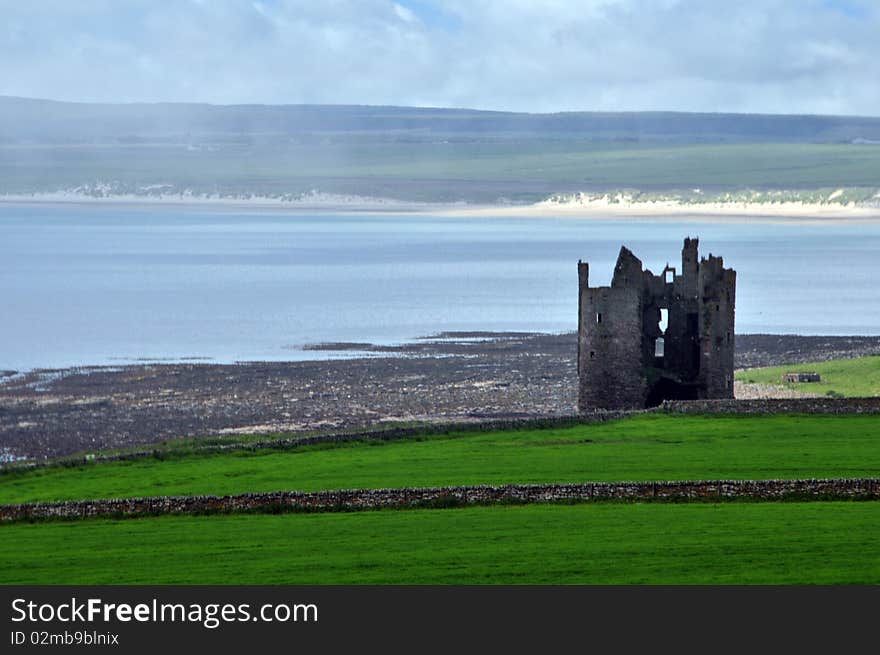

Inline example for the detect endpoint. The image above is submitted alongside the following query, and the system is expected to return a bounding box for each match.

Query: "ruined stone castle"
[577,238,736,410]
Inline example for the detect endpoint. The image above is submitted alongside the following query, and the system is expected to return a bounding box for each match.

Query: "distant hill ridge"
[3,95,880,143]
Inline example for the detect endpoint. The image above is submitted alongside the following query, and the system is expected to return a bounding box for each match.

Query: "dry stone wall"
[662,398,880,414]
[2,478,877,522]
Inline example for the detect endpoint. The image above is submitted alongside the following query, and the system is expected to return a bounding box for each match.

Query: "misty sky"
[2,0,878,115]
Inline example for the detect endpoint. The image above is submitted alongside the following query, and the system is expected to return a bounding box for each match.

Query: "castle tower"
[577,238,736,410]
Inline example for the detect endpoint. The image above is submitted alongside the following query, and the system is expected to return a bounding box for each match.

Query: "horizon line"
[2,95,880,122]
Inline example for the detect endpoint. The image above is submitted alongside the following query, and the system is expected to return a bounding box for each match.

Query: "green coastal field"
[5,99,880,203]
[1,412,879,584]
[736,355,880,398]
[1,502,877,584]
[2,414,879,504]
[4,140,880,203]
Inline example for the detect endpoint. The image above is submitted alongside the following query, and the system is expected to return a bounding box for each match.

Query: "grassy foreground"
[1,502,877,585]
[2,414,880,504]
[736,355,880,398]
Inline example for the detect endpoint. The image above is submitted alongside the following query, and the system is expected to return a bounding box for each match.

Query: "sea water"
[1,204,879,370]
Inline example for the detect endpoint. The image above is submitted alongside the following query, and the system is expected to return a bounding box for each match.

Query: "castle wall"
[578,250,647,410]
[578,278,645,410]
[697,258,736,398]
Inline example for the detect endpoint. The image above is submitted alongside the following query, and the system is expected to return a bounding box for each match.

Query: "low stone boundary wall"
[662,398,880,414]
[2,478,877,522]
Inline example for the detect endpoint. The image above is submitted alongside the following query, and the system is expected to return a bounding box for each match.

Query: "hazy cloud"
[1,0,878,114]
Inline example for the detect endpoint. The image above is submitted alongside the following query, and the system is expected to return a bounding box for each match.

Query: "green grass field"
[2,414,879,504]
[736,355,880,398]
[1,502,877,584]
[4,141,880,202]
[3,413,878,584]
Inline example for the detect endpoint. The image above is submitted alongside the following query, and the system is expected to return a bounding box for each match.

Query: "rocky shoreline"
[1,332,879,461]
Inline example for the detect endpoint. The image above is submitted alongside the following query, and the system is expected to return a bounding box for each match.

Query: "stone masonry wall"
[662,398,880,414]
[2,478,877,522]
[579,285,644,409]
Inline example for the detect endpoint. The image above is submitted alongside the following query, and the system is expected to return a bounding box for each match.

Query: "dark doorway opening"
[645,376,700,407]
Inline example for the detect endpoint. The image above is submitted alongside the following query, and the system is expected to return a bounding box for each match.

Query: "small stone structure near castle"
[782,372,821,383]
[578,237,736,410]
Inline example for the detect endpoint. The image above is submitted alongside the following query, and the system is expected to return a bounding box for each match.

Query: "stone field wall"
[2,478,877,522]
[662,398,880,414]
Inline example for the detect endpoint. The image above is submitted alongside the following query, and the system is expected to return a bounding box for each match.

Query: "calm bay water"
[1,204,879,371]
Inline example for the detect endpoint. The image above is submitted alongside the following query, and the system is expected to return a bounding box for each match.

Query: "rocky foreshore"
[1,332,878,461]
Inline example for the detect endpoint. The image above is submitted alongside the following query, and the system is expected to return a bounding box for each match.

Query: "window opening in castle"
[655,337,665,358]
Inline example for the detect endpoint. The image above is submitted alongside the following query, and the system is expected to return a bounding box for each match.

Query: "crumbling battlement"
[578,238,736,410]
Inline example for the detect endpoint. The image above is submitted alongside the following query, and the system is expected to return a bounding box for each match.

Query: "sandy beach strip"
[446,196,880,223]
[0,191,458,214]
[2,191,880,223]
